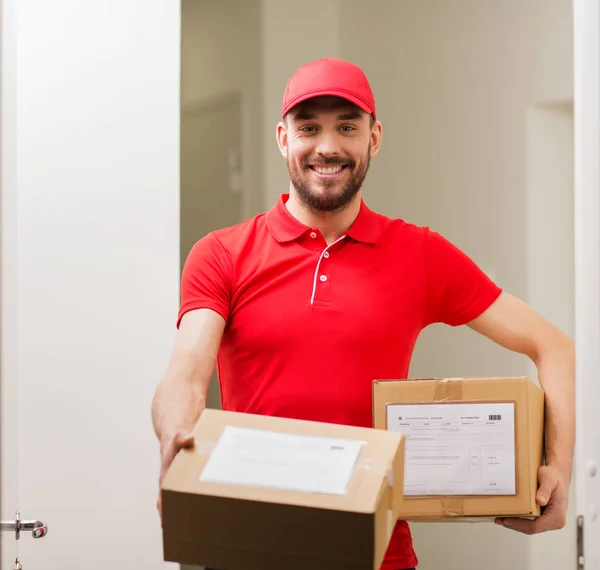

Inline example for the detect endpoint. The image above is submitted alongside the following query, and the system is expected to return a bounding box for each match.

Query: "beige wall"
[525,102,575,570]
[530,0,574,103]
[340,2,528,568]
[342,1,533,388]
[181,0,263,218]
[340,2,573,569]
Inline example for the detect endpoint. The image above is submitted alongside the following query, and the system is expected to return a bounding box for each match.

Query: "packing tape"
[355,456,395,486]
[387,465,395,511]
[354,456,397,510]
[441,498,465,517]
[433,377,463,402]
[435,379,464,517]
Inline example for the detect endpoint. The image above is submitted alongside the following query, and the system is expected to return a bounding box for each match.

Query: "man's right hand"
[157,429,195,519]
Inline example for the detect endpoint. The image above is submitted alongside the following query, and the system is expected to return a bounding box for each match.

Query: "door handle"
[0,512,48,539]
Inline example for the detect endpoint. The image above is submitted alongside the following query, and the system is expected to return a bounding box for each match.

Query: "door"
[180,92,243,411]
[1,0,181,568]
[574,0,600,568]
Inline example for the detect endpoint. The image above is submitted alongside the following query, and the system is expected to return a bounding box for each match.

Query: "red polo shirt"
[178,194,502,570]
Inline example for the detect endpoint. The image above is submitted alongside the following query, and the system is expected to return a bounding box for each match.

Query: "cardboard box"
[372,377,544,521]
[161,409,405,570]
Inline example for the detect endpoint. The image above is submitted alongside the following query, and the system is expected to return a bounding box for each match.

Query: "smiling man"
[152,58,575,570]
[283,99,374,213]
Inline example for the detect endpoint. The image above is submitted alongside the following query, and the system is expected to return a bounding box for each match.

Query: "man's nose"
[315,132,341,157]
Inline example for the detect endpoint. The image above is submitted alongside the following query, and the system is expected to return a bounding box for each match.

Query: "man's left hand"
[495,465,569,534]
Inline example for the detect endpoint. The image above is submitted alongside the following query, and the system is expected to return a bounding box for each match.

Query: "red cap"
[281,58,376,120]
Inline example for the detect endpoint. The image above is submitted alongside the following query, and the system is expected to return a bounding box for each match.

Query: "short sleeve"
[177,233,233,327]
[424,229,502,327]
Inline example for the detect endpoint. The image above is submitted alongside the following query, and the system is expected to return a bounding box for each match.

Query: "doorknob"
[0,512,48,539]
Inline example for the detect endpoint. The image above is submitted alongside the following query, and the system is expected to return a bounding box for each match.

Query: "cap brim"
[282,88,375,120]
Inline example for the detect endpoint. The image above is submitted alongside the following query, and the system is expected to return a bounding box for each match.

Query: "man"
[152,58,574,569]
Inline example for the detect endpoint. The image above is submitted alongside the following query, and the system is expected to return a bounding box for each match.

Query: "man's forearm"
[152,310,223,445]
[151,349,215,445]
[535,339,575,480]
[152,376,207,445]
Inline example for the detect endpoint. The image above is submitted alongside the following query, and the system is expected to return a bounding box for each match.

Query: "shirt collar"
[266,194,382,244]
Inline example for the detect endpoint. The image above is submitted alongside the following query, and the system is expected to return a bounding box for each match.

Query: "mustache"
[302,157,355,168]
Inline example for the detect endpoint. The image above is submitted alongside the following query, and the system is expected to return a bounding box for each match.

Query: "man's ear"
[369,120,383,158]
[276,121,288,158]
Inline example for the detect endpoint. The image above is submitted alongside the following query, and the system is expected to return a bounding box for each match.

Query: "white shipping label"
[386,403,516,496]
[199,426,364,495]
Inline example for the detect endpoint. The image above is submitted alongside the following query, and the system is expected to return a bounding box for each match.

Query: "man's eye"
[300,126,317,132]
[340,125,356,132]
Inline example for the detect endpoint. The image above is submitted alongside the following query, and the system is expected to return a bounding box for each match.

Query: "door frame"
[0,0,4,554]
[0,0,18,564]
[574,0,600,567]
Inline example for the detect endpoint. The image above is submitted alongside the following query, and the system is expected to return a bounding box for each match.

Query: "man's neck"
[285,186,362,245]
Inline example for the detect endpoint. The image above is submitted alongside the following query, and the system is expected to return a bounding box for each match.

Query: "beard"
[287,146,371,213]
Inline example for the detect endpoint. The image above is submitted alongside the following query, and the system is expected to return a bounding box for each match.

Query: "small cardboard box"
[373,377,544,521]
[161,409,405,570]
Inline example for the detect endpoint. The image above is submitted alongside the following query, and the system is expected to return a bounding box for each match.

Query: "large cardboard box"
[161,409,405,570]
[373,377,544,521]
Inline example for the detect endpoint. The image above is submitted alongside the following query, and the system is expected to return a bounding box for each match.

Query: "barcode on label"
[489,414,502,421]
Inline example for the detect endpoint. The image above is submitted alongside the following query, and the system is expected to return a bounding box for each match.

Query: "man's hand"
[156,429,195,519]
[495,465,569,534]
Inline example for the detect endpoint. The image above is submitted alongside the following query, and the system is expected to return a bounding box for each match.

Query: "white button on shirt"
[323,252,330,258]
[319,275,328,282]
[309,231,317,238]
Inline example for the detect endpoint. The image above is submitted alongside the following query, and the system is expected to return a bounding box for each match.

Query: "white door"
[1,1,181,568]
[574,1,600,569]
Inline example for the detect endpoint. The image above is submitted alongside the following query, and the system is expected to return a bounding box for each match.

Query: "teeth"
[313,165,343,174]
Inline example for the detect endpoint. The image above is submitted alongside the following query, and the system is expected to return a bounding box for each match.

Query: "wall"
[526,1,575,556]
[336,1,574,569]
[181,0,263,220]
[342,0,536,377]
[338,2,529,568]
[1,0,181,567]
[525,101,575,570]
[530,0,574,103]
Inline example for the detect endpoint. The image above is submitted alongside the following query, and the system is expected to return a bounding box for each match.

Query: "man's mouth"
[308,164,349,175]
